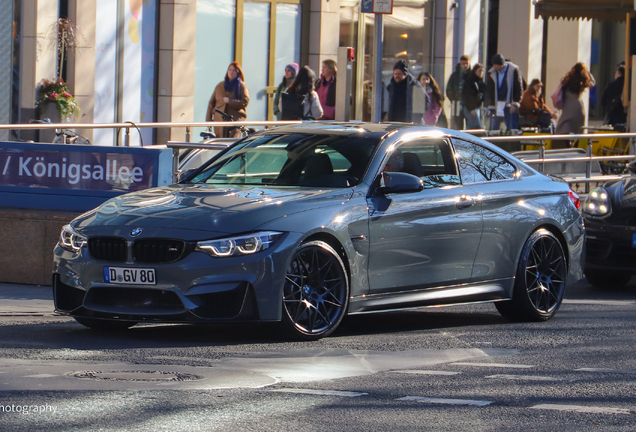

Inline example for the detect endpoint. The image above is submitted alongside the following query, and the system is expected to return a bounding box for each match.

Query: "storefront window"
[340,3,428,122]
[194,0,236,130]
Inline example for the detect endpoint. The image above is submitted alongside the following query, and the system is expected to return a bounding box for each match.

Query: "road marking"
[272,389,368,397]
[485,374,563,381]
[576,368,636,374]
[22,374,58,378]
[530,404,632,415]
[562,299,635,306]
[398,396,492,406]
[451,363,534,369]
[392,370,460,376]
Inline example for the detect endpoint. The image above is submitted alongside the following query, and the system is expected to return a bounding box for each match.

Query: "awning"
[534,0,635,22]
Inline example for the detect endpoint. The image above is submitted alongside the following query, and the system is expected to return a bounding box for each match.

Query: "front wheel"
[281,241,349,340]
[496,229,567,322]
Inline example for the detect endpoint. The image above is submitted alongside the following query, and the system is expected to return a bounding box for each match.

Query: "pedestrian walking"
[314,59,336,120]
[418,72,444,126]
[273,63,299,121]
[520,79,558,132]
[600,62,626,128]
[386,60,426,123]
[486,53,524,131]
[206,61,250,138]
[462,63,487,130]
[555,62,595,139]
[446,54,471,129]
[279,66,323,120]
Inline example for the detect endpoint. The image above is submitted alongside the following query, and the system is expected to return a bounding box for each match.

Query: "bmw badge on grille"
[130,228,143,237]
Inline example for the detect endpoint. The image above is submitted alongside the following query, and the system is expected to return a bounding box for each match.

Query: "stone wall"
[0,208,81,286]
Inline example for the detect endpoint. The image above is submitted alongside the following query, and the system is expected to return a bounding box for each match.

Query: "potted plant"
[36,78,79,121]
[36,17,83,141]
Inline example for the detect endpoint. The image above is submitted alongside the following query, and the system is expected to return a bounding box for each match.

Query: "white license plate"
[104,267,156,285]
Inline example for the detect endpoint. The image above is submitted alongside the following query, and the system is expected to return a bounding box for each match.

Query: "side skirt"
[348,279,514,314]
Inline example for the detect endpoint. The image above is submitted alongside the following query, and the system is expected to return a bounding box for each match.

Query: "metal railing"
[0,120,301,146]
[3,121,636,191]
[479,131,636,193]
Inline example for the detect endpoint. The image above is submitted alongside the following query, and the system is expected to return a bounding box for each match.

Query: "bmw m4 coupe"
[53,123,584,340]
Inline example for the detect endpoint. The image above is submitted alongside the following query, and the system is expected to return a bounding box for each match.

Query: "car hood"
[72,184,354,237]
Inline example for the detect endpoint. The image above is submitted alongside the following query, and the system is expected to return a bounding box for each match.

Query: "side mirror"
[377,172,424,195]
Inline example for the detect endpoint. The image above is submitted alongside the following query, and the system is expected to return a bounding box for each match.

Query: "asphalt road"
[0,279,635,431]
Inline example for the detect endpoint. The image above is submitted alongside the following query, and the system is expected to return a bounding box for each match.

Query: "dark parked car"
[53,123,584,340]
[582,163,636,288]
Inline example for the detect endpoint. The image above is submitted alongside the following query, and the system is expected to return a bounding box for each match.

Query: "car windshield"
[189,133,382,188]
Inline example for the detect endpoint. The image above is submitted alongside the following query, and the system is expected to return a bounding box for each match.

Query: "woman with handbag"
[554,63,595,139]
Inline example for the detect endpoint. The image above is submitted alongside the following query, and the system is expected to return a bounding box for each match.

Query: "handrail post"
[539,140,545,173]
[172,147,179,184]
[186,126,191,143]
[586,138,592,194]
[125,127,130,147]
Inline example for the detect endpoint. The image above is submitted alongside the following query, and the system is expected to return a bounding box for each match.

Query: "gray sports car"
[53,123,585,340]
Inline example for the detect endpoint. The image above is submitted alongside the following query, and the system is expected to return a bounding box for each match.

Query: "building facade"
[3,0,622,146]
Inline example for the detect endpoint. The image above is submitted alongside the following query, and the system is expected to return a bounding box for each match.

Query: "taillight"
[569,190,580,210]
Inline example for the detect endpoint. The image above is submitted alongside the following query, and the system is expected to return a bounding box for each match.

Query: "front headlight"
[59,224,87,252]
[583,188,611,216]
[195,231,283,257]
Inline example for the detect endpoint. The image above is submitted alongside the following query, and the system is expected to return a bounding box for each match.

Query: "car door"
[366,138,483,293]
[450,138,524,282]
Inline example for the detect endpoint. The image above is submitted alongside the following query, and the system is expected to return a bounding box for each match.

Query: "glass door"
[237,0,306,121]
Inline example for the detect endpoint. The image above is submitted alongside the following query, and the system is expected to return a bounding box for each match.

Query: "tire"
[496,229,567,322]
[73,316,137,331]
[281,240,349,340]
[585,269,632,290]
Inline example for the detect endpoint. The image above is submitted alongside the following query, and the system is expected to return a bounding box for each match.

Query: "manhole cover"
[67,370,202,382]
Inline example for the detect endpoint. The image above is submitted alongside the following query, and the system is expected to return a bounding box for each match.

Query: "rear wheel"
[281,240,349,340]
[496,229,567,322]
[585,269,631,290]
[73,317,137,331]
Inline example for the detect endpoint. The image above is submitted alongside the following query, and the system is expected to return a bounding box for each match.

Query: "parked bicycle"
[200,108,256,141]
[29,118,91,145]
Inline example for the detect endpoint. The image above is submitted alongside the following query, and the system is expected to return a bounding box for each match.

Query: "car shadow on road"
[0,304,510,352]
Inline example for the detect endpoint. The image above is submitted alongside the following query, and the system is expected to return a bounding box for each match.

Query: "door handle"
[456,195,475,209]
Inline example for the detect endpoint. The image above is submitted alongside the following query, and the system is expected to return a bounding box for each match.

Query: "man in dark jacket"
[446,54,470,129]
[486,53,524,131]
[385,60,425,123]
[601,62,626,127]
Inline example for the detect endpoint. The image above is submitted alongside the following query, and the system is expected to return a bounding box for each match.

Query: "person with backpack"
[280,66,323,121]
[273,63,299,120]
[205,61,250,138]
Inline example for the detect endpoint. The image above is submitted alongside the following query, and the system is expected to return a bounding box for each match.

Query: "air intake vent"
[133,239,187,263]
[88,237,127,262]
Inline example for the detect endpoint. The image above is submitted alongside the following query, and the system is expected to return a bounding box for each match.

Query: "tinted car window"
[190,134,381,188]
[393,139,461,189]
[452,139,517,184]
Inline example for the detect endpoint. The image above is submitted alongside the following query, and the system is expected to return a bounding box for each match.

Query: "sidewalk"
[0,283,56,315]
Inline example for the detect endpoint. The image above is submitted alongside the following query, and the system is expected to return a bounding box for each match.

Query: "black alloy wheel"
[282,240,349,340]
[496,229,567,321]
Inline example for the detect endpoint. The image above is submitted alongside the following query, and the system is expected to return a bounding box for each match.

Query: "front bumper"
[584,220,636,273]
[53,231,303,323]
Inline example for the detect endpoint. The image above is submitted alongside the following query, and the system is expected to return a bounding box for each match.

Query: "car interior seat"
[402,153,424,177]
